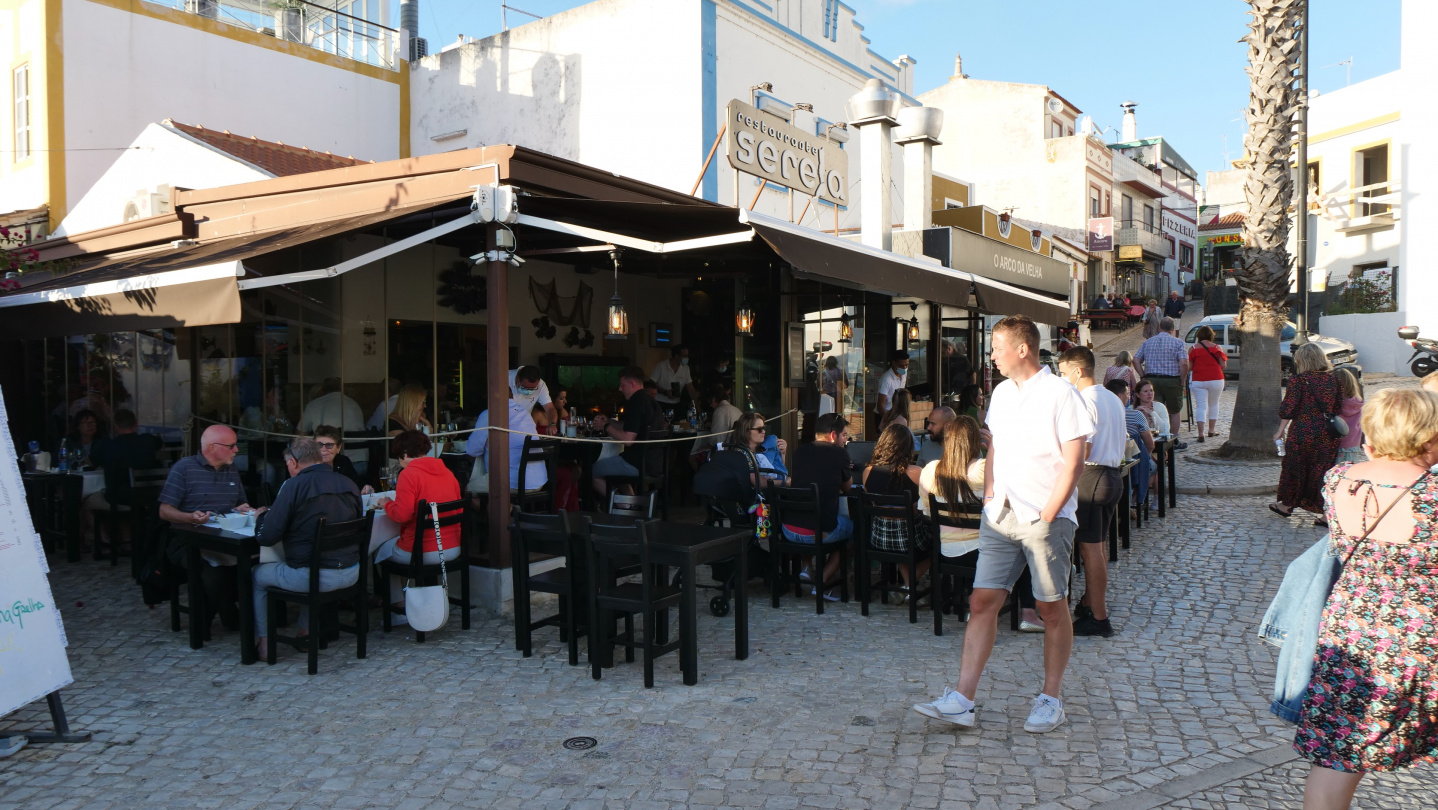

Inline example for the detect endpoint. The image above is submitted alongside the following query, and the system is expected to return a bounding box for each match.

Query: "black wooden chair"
[603,427,672,520]
[845,441,876,470]
[264,512,374,675]
[928,495,1019,636]
[513,436,562,513]
[511,510,591,665]
[96,463,170,569]
[857,491,932,625]
[378,498,471,642]
[608,490,658,518]
[586,519,681,688]
[768,484,850,614]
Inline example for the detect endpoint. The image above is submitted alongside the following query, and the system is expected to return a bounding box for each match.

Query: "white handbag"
[403,503,450,633]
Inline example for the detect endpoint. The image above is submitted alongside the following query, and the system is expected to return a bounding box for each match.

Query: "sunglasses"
[751,426,767,434]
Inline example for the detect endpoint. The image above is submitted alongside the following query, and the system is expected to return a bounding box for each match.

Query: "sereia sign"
[726,100,848,204]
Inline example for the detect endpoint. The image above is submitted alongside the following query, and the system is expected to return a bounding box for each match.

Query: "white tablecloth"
[78,470,105,498]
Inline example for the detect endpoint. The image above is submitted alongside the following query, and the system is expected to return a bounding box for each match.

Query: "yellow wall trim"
[399,61,409,158]
[1309,111,1401,146]
[44,0,64,230]
[80,0,403,85]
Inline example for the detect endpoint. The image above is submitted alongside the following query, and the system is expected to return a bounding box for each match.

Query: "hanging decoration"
[531,315,557,340]
[736,301,755,336]
[564,326,596,349]
[528,277,594,329]
[838,310,853,343]
[437,260,486,315]
[906,303,921,342]
[606,249,628,340]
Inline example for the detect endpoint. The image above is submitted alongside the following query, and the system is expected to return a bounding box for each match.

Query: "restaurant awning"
[0,263,242,338]
[738,210,1071,324]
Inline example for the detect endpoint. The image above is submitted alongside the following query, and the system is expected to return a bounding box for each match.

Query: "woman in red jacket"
[1187,325,1229,441]
[371,430,462,620]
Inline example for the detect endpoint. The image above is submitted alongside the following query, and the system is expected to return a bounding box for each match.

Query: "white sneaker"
[810,587,840,602]
[799,567,812,583]
[911,688,976,727]
[1019,619,1045,633]
[1024,694,1065,733]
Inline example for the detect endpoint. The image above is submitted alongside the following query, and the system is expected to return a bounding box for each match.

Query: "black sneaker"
[1073,616,1114,637]
[1074,605,1094,622]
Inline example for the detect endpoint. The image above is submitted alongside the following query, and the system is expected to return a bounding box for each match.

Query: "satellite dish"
[1046,98,1063,115]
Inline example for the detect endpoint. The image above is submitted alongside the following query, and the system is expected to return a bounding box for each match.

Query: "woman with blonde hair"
[1271,343,1342,522]
[918,415,986,534]
[1294,388,1438,809]
[1333,367,1365,465]
[385,384,432,437]
[880,388,913,432]
[1104,351,1141,390]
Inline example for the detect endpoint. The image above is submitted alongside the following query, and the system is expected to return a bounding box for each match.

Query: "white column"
[858,121,894,251]
[901,140,932,232]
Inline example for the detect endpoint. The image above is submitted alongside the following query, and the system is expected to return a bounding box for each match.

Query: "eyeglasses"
[209,442,239,450]
[316,441,338,450]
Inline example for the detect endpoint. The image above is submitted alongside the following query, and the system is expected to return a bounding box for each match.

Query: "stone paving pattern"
[4,491,1436,809]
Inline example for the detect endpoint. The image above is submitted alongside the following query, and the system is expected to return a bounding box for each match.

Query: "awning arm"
[236,211,481,291]
[514,213,753,254]
[0,260,243,309]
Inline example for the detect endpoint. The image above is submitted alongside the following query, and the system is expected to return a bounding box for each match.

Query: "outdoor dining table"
[1110,459,1136,562]
[516,512,750,685]
[22,470,99,562]
[1152,437,1178,518]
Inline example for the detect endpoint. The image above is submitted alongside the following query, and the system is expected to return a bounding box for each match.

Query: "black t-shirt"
[332,453,366,490]
[788,441,852,532]
[90,432,163,506]
[619,390,663,471]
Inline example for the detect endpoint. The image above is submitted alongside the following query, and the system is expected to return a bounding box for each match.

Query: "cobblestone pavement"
[4,492,1436,809]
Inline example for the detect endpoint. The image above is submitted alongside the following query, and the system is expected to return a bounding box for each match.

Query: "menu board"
[0,388,74,718]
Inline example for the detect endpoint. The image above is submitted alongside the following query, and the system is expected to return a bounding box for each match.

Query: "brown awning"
[0,275,240,338]
[740,210,1070,324]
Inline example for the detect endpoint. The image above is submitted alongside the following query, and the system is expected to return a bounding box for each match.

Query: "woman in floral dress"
[1295,387,1438,809]
[1272,343,1343,523]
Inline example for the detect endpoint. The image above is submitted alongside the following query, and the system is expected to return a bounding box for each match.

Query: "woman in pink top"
[1333,368,1365,464]
[1103,351,1141,390]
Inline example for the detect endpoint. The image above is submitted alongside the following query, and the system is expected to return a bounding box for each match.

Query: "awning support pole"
[237,212,480,290]
[485,223,512,570]
[690,123,726,197]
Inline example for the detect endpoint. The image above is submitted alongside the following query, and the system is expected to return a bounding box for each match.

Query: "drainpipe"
[895,106,944,232]
[846,79,902,251]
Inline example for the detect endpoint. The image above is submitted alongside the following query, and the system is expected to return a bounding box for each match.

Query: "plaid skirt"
[870,516,932,554]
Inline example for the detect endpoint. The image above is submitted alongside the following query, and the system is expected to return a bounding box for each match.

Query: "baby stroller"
[692,448,772,617]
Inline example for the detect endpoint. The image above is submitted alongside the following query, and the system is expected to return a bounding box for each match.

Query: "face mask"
[516,386,539,401]
[680,358,689,366]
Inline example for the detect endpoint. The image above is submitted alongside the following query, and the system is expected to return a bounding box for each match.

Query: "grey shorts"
[972,504,1075,602]
[592,455,640,478]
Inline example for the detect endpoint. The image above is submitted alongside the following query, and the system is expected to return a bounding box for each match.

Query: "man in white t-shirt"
[509,366,557,429]
[1058,346,1126,640]
[649,345,698,408]
[913,316,1092,734]
[874,350,910,428]
[297,378,365,433]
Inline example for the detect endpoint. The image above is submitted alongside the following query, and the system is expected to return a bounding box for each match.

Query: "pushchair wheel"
[710,596,731,617]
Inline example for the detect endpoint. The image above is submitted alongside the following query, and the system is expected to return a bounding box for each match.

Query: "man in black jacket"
[1163,291,1187,324]
[252,437,363,660]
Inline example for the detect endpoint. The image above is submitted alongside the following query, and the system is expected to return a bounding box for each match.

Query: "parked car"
[1183,314,1360,385]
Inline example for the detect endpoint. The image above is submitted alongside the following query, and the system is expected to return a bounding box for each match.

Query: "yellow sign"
[1117,245,1144,260]
[1209,233,1243,246]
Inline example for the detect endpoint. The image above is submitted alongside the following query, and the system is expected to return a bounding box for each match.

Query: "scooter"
[1398,326,1438,377]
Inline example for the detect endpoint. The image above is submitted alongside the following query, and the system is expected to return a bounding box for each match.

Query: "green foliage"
[1326,271,1396,315]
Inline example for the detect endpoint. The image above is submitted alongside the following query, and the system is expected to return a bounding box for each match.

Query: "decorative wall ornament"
[528,277,593,328]
[531,316,557,340]
[437,261,486,314]
[563,327,596,349]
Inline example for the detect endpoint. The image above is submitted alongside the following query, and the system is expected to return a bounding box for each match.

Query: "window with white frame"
[13,64,30,162]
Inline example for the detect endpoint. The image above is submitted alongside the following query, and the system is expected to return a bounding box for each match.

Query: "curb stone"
[1176,484,1278,496]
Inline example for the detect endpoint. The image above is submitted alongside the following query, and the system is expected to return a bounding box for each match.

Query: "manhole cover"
[562,737,597,751]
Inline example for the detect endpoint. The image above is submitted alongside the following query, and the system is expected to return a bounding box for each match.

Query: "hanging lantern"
[606,249,628,339]
[904,303,920,342]
[736,301,755,336]
[838,310,853,343]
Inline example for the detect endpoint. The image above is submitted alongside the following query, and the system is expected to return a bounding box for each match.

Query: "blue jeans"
[253,562,360,636]
[781,514,853,544]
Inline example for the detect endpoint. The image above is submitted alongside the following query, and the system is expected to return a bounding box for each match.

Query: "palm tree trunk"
[1223,0,1303,458]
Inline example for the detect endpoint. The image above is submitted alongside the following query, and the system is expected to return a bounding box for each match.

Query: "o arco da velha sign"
[726,99,848,205]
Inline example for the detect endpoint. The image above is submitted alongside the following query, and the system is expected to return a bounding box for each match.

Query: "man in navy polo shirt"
[159,424,261,628]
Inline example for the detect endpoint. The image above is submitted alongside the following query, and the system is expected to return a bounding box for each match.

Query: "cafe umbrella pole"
[486,223,513,569]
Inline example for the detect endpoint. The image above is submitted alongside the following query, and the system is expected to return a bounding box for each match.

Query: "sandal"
[1269,503,1294,518]
[1314,517,1329,528]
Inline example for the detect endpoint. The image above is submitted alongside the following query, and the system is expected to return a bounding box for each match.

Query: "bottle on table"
[26,440,39,472]
[57,438,69,472]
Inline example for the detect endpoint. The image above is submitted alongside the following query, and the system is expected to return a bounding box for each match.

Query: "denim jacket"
[1257,533,1341,723]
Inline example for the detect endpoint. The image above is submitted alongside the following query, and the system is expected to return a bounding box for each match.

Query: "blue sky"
[412,0,1401,182]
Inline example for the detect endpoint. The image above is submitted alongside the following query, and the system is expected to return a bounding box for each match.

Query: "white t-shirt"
[649,360,692,405]
[367,394,398,431]
[692,400,742,454]
[1080,383,1128,468]
[297,392,365,433]
[876,368,907,414]
[984,366,1094,524]
[508,369,552,407]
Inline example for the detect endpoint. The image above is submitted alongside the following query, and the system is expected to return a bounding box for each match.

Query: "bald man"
[918,406,957,465]
[158,424,262,630]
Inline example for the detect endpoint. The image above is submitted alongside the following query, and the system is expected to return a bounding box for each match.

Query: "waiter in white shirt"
[509,366,557,429]
[649,345,698,409]
[912,316,1092,735]
[1057,345,1126,639]
[874,350,910,431]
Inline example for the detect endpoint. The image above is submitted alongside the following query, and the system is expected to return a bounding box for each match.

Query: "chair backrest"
[130,463,172,490]
[310,511,374,592]
[861,491,914,521]
[927,494,981,529]
[587,519,652,580]
[609,489,657,518]
[406,497,469,569]
[769,484,822,538]
[516,436,561,492]
[513,510,576,559]
[440,454,474,490]
[846,441,875,469]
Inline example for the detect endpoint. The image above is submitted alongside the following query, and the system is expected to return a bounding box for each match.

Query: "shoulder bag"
[1259,471,1426,722]
[404,502,451,633]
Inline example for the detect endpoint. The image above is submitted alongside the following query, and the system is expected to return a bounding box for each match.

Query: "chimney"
[1120,101,1138,142]
[953,52,967,79]
[895,106,944,232]
[845,79,903,251]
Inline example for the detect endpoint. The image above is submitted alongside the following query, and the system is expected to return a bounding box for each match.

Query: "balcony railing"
[147,0,400,70]
[1116,219,1168,256]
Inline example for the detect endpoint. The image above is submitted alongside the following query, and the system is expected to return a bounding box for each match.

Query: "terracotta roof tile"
[164,119,371,177]
[1198,212,1244,231]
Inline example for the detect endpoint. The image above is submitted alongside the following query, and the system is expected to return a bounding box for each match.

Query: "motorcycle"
[1398,326,1438,377]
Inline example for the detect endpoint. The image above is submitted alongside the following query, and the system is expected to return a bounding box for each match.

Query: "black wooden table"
[1152,437,1178,518]
[23,472,84,562]
[168,522,260,665]
[1109,460,1135,562]
[567,514,749,685]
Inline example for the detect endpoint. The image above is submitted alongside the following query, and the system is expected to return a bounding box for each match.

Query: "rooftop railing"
[147,0,400,70]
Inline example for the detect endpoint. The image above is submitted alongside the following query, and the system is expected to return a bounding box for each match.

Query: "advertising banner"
[1087,217,1113,252]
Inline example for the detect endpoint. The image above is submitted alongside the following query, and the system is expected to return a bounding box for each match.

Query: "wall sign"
[1161,212,1196,239]
[1087,217,1113,252]
[727,100,848,204]
[1117,245,1144,261]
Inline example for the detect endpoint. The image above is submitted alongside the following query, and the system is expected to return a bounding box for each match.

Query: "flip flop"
[1269,504,1294,518]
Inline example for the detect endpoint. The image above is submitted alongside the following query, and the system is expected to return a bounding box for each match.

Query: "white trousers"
[1190,378,1225,424]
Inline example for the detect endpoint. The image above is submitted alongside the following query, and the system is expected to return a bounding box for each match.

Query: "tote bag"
[404,503,451,633]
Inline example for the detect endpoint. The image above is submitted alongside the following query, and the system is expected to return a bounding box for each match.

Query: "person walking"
[1294,387,1438,810]
[1334,368,1365,465]
[1163,291,1186,328]
[1188,325,1228,441]
[1103,351,1141,391]
[1271,343,1343,524]
[912,315,1093,732]
[1141,299,1163,339]
[1134,317,1189,448]
[1057,347,1126,638]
